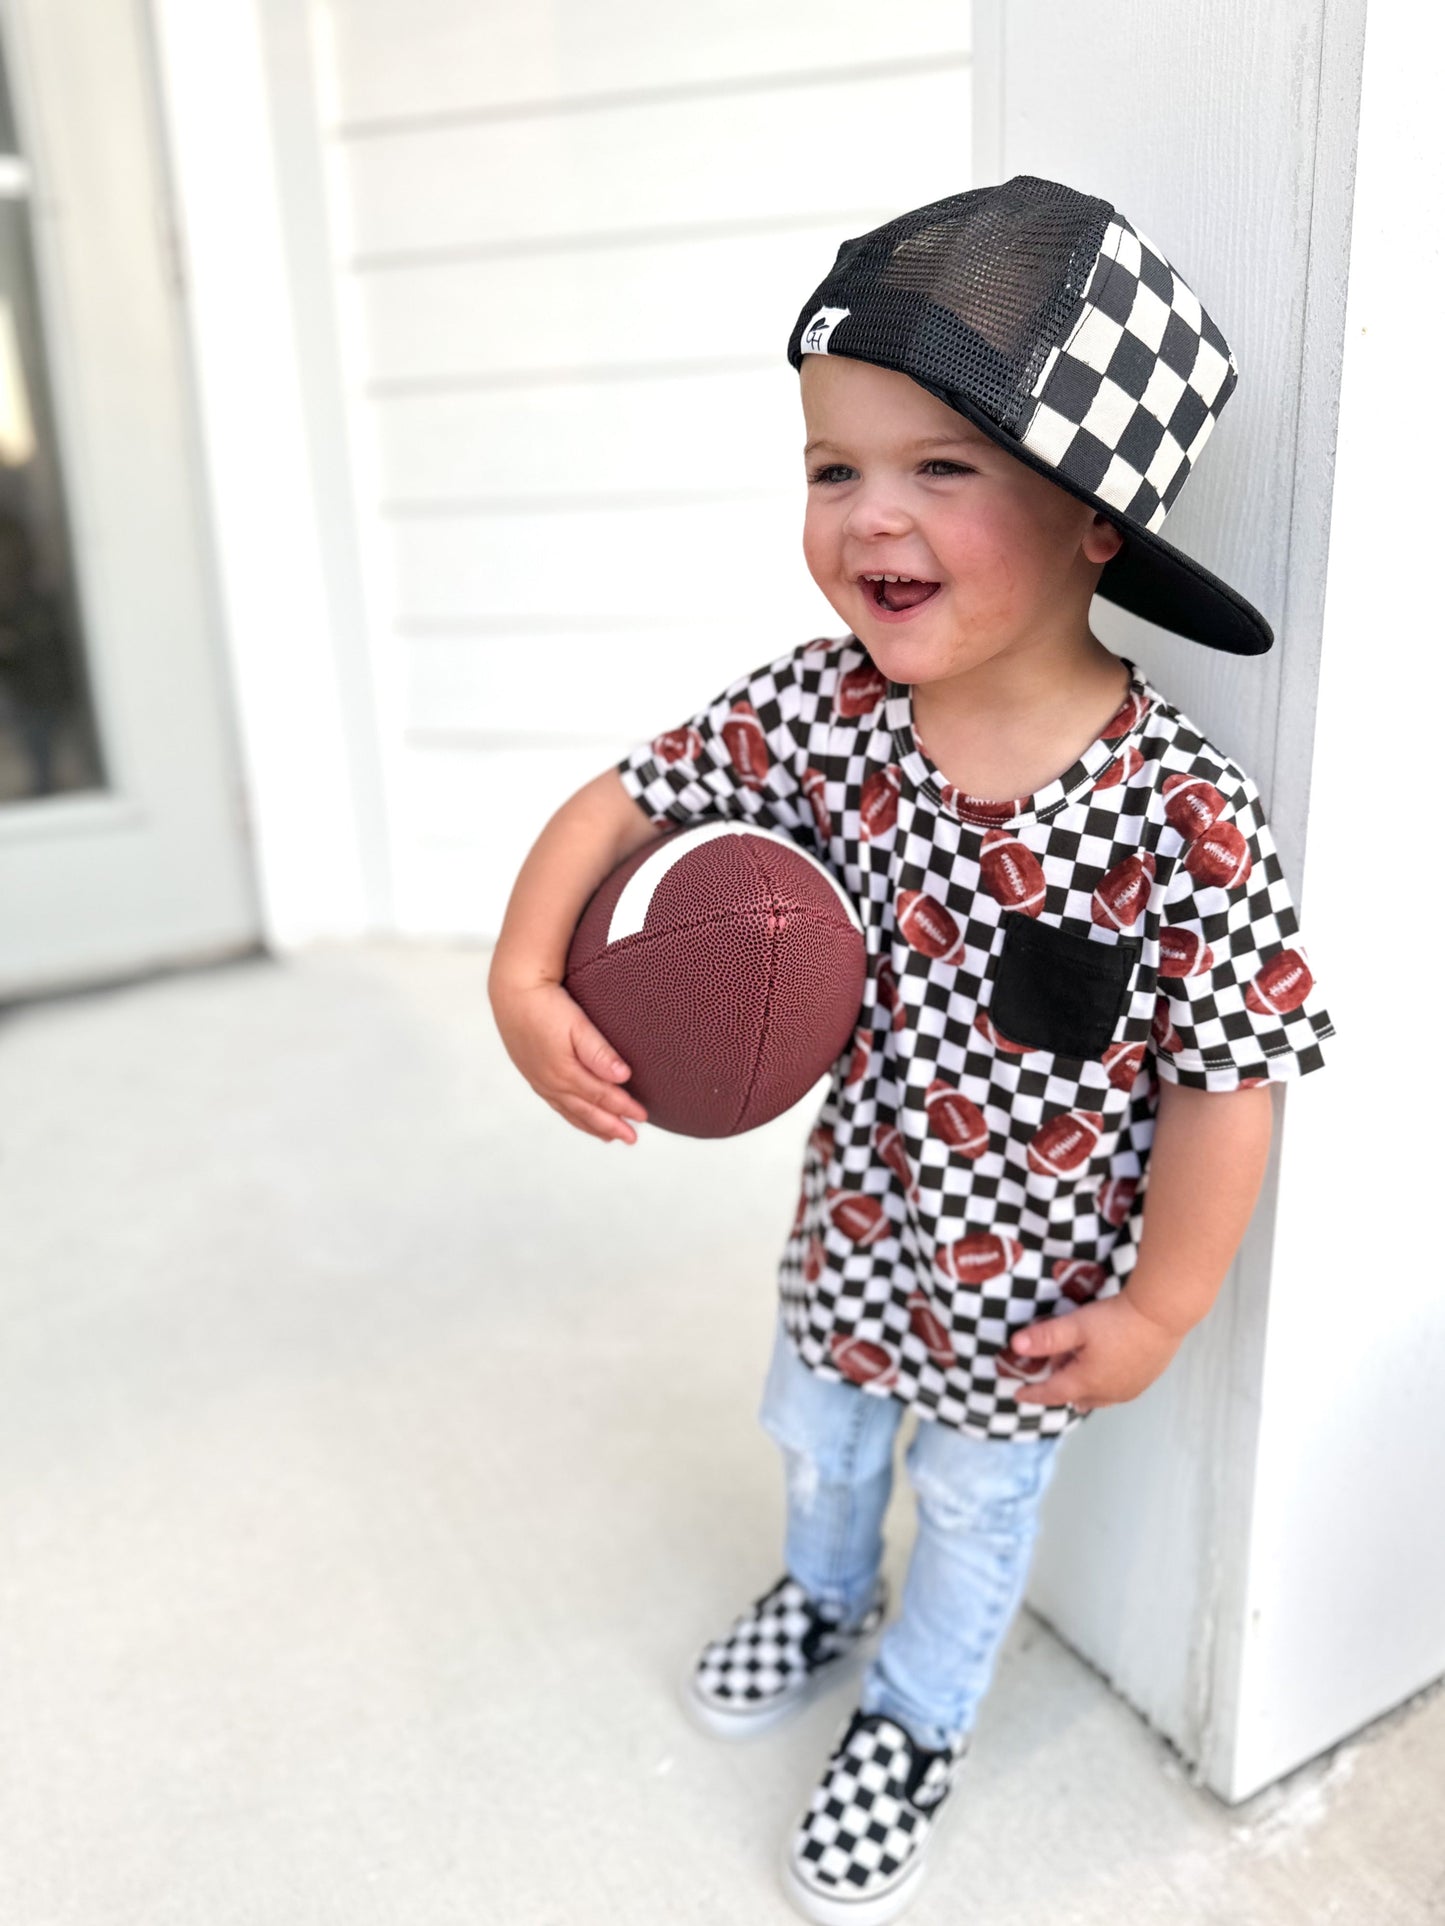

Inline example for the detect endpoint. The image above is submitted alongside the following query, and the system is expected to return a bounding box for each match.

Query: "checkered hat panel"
[1018,215,1237,532]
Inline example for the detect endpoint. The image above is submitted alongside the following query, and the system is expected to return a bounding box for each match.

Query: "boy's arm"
[489,766,663,993]
[1009,1080,1274,1410]
[1119,1080,1274,1335]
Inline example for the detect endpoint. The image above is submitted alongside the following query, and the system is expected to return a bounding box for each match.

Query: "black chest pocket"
[989,914,1142,1060]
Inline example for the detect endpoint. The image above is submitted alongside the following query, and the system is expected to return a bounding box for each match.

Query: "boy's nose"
[842,488,913,540]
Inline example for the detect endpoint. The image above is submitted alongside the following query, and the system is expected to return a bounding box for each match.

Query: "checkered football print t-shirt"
[616,636,1335,1440]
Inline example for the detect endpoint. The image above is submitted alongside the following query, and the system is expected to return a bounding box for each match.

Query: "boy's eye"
[805,460,974,485]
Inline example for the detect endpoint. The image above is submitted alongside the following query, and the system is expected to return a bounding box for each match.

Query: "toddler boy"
[489,176,1335,1924]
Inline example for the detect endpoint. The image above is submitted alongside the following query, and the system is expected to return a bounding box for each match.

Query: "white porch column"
[974,0,1441,1801]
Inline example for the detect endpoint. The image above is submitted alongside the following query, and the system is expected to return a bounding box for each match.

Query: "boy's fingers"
[573,1018,632,1083]
[1013,1357,1089,1406]
[1012,1312,1084,1358]
[553,1093,638,1144]
[568,1023,647,1120]
[562,1071,647,1122]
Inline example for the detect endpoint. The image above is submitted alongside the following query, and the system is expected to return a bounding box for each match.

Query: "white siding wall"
[972,0,1392,1802]
[316,1,972,933]
[1232,0,1445,1796]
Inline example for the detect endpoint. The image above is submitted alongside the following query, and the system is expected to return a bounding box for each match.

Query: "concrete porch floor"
[2,940,1440,1926]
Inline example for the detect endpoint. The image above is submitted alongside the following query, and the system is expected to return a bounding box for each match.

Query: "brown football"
[827,1188,890,1245]
[935,1231,1022,1286]
[1184,821,1251,889]
[980,829,1046,915]
[1103,1039,1147,1089]
[1245,948,1313,1014]
[837,663,887,718]
[1094,743,1144,791]
[719,702,769,787]
[876,956,908,1032]
[843,1025,872,1089]
[652,725,703,766]
[907,1291,957,1368]
[1053,1259,1108,1302]
[1027,1110,1106,1177]
[940,783,1021,823]
[565,822,865,1136]
[801,767,832,842]
[1092,850,1156,930]
[873,1120,919,1201]
[925,1079,990,1157]
[1098,1177,1137,1227]
[1159,926,1213,977]
[860,764,903,840]
[831,1332,899,1388]
[1162,771,1226,838]
[897,889,968,964]
[996,1339,1053,1384]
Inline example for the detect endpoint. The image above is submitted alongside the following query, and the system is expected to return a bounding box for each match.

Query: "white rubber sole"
[678,1635,877,1741]
[780,1838,928,1926]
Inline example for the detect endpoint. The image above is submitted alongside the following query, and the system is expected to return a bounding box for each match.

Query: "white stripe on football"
[607,820,863,945]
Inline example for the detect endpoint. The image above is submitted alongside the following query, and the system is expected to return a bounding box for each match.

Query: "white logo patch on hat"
[800,306,850,354]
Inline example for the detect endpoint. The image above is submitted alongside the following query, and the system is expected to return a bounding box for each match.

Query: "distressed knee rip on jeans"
[909,1459,1043,1536]
[760,1403,874,1514]
[763,1414,893,1514]
[781,1443,823,1514]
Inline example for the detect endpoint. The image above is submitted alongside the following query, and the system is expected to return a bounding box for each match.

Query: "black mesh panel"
[786,176,1113,434]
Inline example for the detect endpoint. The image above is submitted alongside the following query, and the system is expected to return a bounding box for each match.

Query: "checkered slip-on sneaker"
[682,1573,888,1739]
[781,1706,969,1925]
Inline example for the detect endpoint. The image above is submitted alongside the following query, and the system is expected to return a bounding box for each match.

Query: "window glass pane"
[0,29,106,802]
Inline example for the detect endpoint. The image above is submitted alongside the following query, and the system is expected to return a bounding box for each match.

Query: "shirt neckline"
[881,653,1156,831]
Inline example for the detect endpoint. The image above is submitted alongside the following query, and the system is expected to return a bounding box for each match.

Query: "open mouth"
[864,576,941,614]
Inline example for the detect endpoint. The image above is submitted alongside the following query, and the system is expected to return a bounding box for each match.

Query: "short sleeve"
[616,640,826,847]
[1150,768,1336,1091]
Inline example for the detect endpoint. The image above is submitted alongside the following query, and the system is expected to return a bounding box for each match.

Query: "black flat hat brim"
[815,356,1274,657]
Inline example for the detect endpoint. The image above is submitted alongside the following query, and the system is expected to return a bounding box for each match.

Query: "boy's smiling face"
[800,354,1124,686]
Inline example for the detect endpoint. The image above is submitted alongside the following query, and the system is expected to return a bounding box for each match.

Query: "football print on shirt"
[617,637,1335,1440]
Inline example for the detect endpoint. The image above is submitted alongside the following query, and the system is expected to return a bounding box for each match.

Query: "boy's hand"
[490,978,648,1145]
[1006,1291,1187,1413]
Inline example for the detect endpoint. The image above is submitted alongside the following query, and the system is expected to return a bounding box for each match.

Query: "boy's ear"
[1087,515,1126,566]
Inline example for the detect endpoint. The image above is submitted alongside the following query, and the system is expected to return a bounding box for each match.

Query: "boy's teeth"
[874,575,940,611]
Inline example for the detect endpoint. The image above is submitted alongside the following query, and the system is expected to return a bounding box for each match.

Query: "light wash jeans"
[757,1310,1067,1752]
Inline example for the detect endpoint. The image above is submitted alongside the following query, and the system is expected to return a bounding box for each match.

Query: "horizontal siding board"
[353,222,884,384]
[373,366,801,503]
[388,496,816,623]
[316,7,974,934]
[340,67,972,259]
[404,619,842,741]
[394,738,632,936]
[329,2,969,125]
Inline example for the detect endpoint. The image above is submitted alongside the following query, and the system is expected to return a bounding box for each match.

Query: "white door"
[0,0,258,1000]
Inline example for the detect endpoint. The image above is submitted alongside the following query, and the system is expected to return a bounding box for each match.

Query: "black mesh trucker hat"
[785,175,1272,656]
